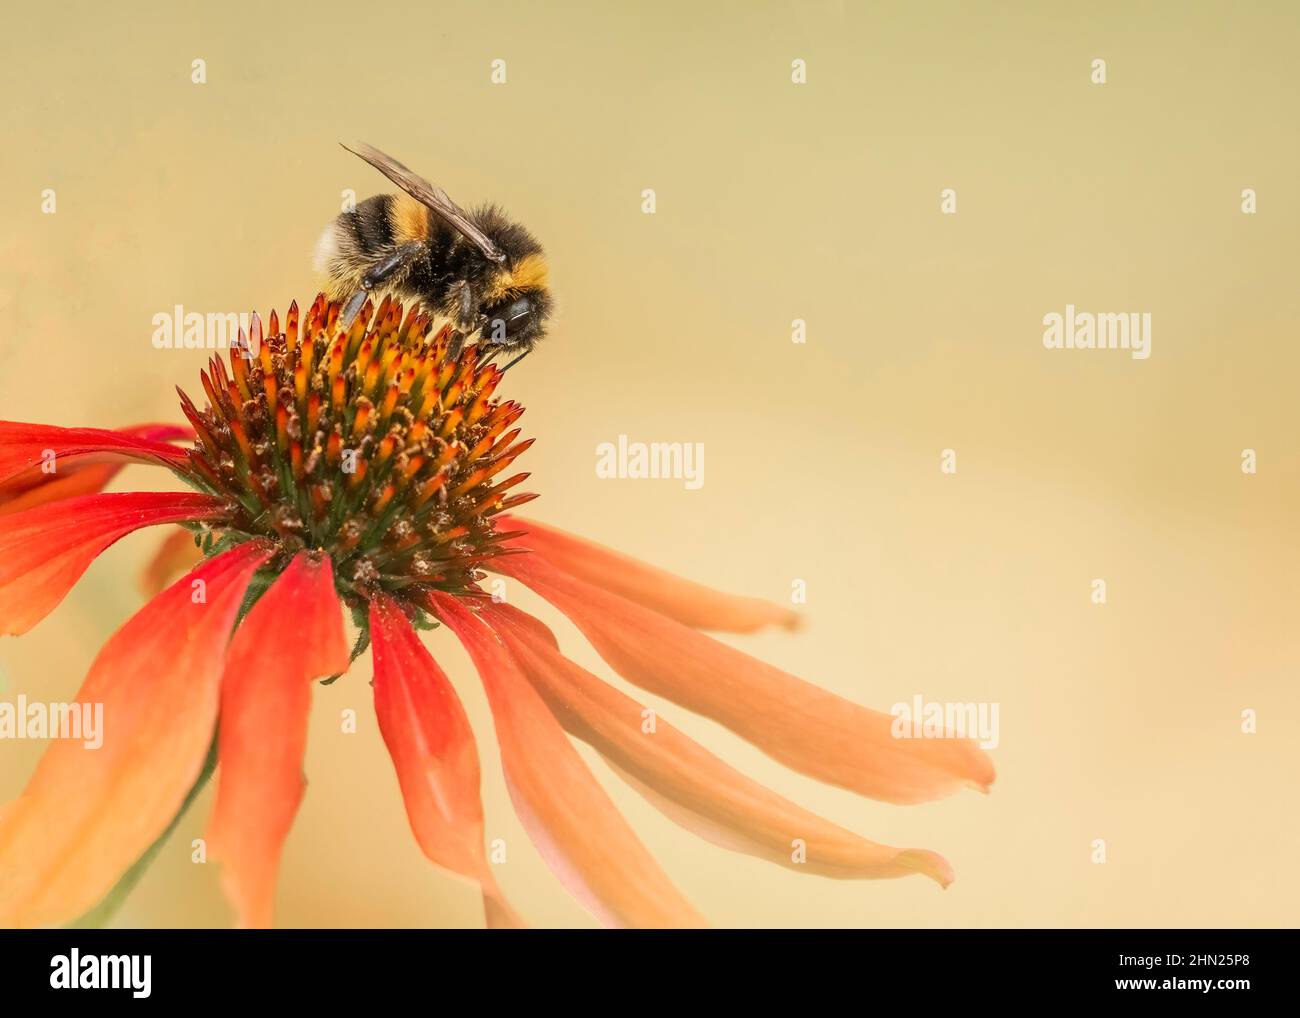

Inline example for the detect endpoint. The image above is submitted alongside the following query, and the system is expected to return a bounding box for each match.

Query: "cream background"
[1,0,1297,926]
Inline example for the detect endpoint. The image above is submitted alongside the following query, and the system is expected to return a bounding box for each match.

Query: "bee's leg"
[447,330,466,361]
[443,280,479,332]
[340,243,423,328]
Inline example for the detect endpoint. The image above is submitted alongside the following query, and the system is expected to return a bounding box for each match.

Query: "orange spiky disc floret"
[176,294,537,607]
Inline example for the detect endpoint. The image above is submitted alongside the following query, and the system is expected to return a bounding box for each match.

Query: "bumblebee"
[314,142,552,367]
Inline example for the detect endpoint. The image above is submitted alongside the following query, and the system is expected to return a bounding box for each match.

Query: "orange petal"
[486,603,953,886]
[0,423,189,512]
[0,421,192,486]
[138,528,205,598]
[0,463,120,516]
[0,491,233,636]
[206,553,349,928]
[0,541,272,927]
[369,592,522,928]
[0,422,192,510]
[500,554,995,806]
[497,514,799,633]
[431,592,705,929]
[121,423,194,444]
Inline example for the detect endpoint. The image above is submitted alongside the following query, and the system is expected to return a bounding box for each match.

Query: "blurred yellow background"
[1,0,1297,927]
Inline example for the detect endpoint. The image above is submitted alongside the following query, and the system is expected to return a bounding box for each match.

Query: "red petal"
[0,421,192,486]
[500,554,995,806]
[206,553,350,928]
[370,592,522,927]
[486,603,953,885]
[0,491,232,636]
[0,542,272,927]
[431,592,705,928]
[497,514,800,633]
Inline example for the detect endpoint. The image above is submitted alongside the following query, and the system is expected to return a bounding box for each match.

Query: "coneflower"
[0,295,994,928]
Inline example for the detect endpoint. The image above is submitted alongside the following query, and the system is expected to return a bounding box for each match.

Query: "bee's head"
[480,286,552,352]
[473,205,553,351]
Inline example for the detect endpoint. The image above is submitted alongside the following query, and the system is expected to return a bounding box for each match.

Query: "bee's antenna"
[498,348,533,374]
[339,291,368,331]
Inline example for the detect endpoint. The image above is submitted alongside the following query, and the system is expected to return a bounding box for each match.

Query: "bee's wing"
[341,142,506,264]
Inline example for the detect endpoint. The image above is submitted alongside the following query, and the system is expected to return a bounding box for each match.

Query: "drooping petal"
[206,553,349,928]
[369,592,522,928]
[0,421,192,486]
[500,554,995,806]
[496,514,799,633]
[122,423,194,445]
[138,528,205,597]
[485,603,953,885]
[0,425,192,514]
[0,541,272,927]
[430,592,705,929]
[0,491,233,636]
[0,463,120,516]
